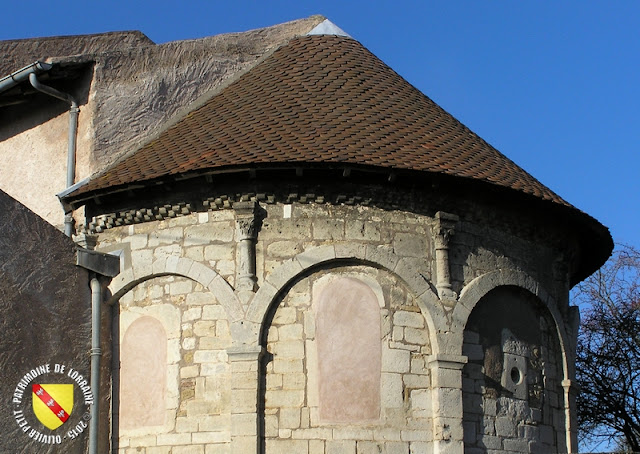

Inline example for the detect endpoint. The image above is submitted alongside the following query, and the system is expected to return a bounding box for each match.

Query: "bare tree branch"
[575,245,640,452]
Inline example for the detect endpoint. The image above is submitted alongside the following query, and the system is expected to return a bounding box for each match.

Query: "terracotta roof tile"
[69,35,568,206]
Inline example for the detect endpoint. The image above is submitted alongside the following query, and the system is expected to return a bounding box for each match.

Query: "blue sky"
[1,1,638,250]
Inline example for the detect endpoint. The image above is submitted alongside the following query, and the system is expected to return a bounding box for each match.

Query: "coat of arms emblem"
[32,384,74,430]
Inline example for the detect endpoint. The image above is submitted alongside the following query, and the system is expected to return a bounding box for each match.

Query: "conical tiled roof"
[66,34,568,207]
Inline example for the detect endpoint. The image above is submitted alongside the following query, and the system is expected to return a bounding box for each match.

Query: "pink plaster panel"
[315,277,381,422]
[120,316,167,428]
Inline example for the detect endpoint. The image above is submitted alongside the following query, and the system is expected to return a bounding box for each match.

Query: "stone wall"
[95,199,574,454]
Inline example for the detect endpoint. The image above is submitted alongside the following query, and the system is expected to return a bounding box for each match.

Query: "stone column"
[234,201,259,299]
[562,379,580,454]
[428,354,468,454]
[435,212,459,300]
[227,345,264,454]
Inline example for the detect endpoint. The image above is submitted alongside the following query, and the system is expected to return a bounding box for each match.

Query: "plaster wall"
[0,95,96,229]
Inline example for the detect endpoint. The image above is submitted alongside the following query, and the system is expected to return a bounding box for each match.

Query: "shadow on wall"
[462,286,564,453]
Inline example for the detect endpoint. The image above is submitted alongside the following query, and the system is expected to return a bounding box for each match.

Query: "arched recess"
[260,263,434,452]
[108,256,243,321]
[113,267,235,451]
[244,243,442,353]
[455,269,572,379]
[461,285,567,453]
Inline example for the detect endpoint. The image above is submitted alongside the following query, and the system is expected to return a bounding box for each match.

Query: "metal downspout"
[28,72,79,237]
[89,276,102,454]
[76,248,119,454]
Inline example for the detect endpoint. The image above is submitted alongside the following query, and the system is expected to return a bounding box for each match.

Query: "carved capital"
[234,201,260,293]
[434,212,459,300]
[234,201,259,240]
[435,211,459,249]
[237,217,258,240]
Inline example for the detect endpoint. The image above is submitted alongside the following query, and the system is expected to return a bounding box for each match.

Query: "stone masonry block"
[345,219,380,241]
[272,307,297,325]
[271,340,305,359]
[309,439,325,454]
[355,441,381,454]
[279,324,304,340]
[267,240,303,258]
[192,431,230,444]
[280,408,301,429]
[332,428,373,440]
[231,413,257,436]
[494,416,516,438]
[393,311,424,329]
[382,347,410,373]
[404,327,428,345]
[172,446,204,454]
[204,244,234,261]
[313,218,345,240]
[334,241,366,259]
[290,427,333,440]
[365,244,398,270]
[296,245,336,269]
[432,388,463,418]
[266,389,305,408]
[393,233,427,258]
[146,447,172,454]
[265,439,308,453]
[205,445,230,454]
[273,358,304,374]
[381,373,403,409]
[283,372,306,390]
[149,226,183,246]
[326,440,356,454]
[193,349,227,363]
[156,433,191,445]
[184,222,234,245]
[372,427,401,441]
[266,258,303,289]
[202,304,226,320]
[231,389,258,413]
[502,438,529,452]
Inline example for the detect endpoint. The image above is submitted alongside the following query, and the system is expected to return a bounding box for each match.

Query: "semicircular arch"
[244,244,442,353]
[108,256,243,321]
[456,269,573,378]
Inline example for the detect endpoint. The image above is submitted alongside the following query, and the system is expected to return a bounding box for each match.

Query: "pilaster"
[428,354,468,454]
[227,345,264,454]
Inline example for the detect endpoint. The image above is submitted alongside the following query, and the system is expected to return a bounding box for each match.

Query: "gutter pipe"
[28,72,79,237]
[0,61,52,94]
